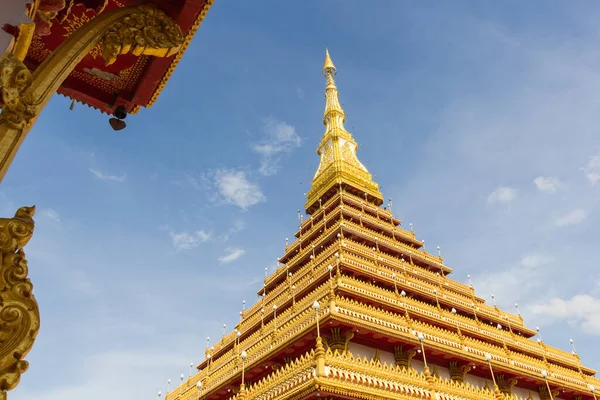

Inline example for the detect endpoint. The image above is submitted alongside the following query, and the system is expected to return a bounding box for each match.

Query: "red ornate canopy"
[23,0,213,115]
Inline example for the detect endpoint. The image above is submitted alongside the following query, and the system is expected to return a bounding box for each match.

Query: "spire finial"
[304,50,383,214]
[323,48,336,76]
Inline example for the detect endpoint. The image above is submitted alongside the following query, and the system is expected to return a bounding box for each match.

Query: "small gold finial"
[323,48,336,76]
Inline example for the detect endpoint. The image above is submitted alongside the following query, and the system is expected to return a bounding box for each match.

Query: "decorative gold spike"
[323,48,336,75]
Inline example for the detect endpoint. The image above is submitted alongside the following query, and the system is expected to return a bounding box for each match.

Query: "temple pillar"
[0,206,37,400]
[394,345,417,369]
[324,328,353,355]
[448,360,472,383]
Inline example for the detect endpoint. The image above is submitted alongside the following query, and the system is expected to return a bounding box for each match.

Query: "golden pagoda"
[166,51,599,400]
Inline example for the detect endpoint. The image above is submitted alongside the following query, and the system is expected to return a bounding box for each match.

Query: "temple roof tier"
[206,267,581,382]
[185,285,596,400]
[292,190,413,244]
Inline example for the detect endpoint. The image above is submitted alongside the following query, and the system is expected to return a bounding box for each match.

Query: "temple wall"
[0,0,29,56]
[347,342,559,400]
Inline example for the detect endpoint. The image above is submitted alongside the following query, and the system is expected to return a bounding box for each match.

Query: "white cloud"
[472,253,553,308]
[555,209,587,227]
[252,117,302,176]
[231,219,245,233]
[89,168,126,182]
[218,247,245,263]
[530,294,600,336]
[533,176,561,193]
[581,152,600,185]
[296,87,305,99]
[214,169,265,209]
[486,186,517,204]
[520,253,553,269]
[170,230,211,251]
[221,219,245,241]
[41,208,61,223]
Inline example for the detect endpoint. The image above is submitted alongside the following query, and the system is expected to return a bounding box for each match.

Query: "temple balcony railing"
[295,189,411,244]
[323,349,539,400]
[173,284,597,400]
[275,215,452,299]
[266,219,345,288]
[187,283,333,398]
[337,274,587,374]
[333,296,600,392]
[340,241,482,306]
[232,332,592,400]
[338,244,524,331]
[340,218,452,274]
[337,189,402,226]
[279,189,414,266]
[199,242,339,364]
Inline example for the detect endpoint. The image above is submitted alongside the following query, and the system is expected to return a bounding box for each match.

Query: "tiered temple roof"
[166,51,599,400]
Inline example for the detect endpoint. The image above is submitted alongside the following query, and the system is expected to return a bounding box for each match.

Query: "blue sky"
[4,1,600,398]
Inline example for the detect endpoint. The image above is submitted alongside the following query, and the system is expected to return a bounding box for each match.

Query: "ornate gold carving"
[0,93,37,130]
[496,374,518,395]
[372,348,381,364]
[448,360,472,382]
[0,53,37,130]
[101,4,185,66]
[324,328,353,355]
[314,337,326,377]
[0,206,38,400]
[62,12,93,38]
[538,385,560,400]
[32,0,108,36]
[0,54,33,110]
[341,141,361,169]
[144,0,216,110]
[393,345,416,369]
[322,144,334,164]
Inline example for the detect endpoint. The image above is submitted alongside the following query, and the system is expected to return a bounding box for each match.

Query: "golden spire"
[305,50,383,213]
[323,48,336,73]
[321,49,349,141]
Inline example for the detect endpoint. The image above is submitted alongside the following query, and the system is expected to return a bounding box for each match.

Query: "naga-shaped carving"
[496,374,518,395]
[324,328,353,355]
[101,4,185,66]
[448,360,472,382]
[538,385,560,400]
[0,54,33,110]
[0,206,38,400]
[0,53,38,130]
[394,345,417,369]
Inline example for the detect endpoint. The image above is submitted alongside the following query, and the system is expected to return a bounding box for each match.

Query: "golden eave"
[132,0,216,113]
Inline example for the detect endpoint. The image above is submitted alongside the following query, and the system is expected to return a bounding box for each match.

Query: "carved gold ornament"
[101,5,185,66]
[0,206,38,400]
[0,54,33,110]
